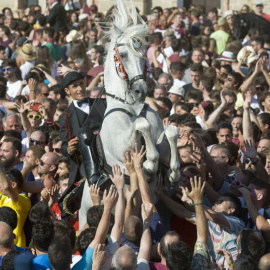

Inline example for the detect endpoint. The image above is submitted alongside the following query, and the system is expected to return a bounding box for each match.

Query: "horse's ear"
[114,24,122,35]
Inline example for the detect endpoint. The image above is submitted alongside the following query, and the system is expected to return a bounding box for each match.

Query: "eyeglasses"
[53,148,61,153]
[29,138,45,146]
[42,92,49,96]
[27,114,42,120]
[1,67,13,73]
[39,159,51,167]
[234,238,241,250]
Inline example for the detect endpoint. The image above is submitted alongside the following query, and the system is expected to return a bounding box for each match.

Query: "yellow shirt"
[0,194,31,248]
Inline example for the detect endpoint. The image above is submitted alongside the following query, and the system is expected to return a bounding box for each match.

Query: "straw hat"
[17,43,36,61]
[66,30,84,43]
[31,64,51,75]
[237,46,256,64]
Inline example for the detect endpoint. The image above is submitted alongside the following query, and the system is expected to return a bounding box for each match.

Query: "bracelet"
[193,202,203,206]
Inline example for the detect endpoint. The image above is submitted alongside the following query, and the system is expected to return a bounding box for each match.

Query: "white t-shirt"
[20,61,35,80]
[7,80,22,100]
[173,78,186,88]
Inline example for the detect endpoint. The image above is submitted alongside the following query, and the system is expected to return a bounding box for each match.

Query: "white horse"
[79,0,180,229]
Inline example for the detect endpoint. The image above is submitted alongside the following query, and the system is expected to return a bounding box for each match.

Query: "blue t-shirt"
[33,254,53,270]
[71,246,94,270]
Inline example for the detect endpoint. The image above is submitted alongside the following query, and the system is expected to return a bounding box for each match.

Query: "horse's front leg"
[134,117,159,177]
[164,125,180,187]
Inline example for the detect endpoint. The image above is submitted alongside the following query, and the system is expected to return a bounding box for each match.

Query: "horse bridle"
[113,42,147,87]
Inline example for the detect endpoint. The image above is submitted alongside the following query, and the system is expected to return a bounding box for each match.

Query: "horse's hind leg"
[164,125,180,187]
[134,117,159,178]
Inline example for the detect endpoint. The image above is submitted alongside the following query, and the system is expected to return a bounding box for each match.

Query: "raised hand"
[243,91,251,110]
[28,78,37,91]
[129,143,146,171]
[89,184,101,206]
[109,165,125,191]
[92,244,107,270]
[15,99,28,115]
[220,90,228,107]
[239,187,251,200]
[243,139,257,161]
[103,185,118,210]
[122,152,135,174]
[125,187,138,202]
[186,176,205,204]
[141,203,153,222]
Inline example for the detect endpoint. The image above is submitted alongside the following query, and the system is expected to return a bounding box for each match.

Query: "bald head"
[259,253,270,270]
[0,222,14,249]
[124,216,143,244]
[43,152,59,165]
[112,246,137,270]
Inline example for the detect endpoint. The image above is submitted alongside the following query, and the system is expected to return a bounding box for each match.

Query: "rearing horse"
[79,0,180,228]
[100,0,180,186]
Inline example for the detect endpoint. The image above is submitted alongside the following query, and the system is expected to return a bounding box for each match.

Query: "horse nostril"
[135,90,140,94]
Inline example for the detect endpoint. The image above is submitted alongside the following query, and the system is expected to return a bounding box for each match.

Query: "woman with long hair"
[68,40,90,70]
[36,46,58,78]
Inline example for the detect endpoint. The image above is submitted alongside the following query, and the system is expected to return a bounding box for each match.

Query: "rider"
[59,71,107,227]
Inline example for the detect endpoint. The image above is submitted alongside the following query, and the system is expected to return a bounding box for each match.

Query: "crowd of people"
[0,0,270,269]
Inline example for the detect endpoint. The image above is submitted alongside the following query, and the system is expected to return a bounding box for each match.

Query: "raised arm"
[243,91,254,143]
[240,60,261,95]
[239,187,270,231]
[110,165,125,245]
[90,185,118,248]
[137,203,153,262]
[205,90,227,130]
[15,100,32,138]
[186,176,208,244]
[123,152,141,218]
[130,144,158,213]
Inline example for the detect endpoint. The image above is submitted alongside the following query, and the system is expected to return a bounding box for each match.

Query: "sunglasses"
[231,177,249,189]
[27,114,42,120]
[255,86,266,91]
[42,92,49,96]
[29,138,45,146]
[227,77,233,81]
[53,148,61,153]
[39,159,51,167]
[1,67,13,72]
[189,102,200,107]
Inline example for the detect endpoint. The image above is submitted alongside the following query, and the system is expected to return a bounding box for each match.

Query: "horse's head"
[104,0,150,104]
[112,33,148,103]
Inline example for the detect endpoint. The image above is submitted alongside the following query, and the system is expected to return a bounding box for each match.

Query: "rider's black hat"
[60,71,86,90]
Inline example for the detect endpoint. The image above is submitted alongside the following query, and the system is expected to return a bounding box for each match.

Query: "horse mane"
[104,0,150,55]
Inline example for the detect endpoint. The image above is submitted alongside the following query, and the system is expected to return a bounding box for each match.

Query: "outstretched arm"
[186,177,208,244]
[137,203,153,262]
[205,90,227,130]
[239,187,270,231]
[90,185,118,248]
[110,165,125,246]
[130,144,158,213]
[243,91,254,143]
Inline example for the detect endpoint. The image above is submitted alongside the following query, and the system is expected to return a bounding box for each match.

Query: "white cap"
[79,13,88,21]
[168,85,185,97]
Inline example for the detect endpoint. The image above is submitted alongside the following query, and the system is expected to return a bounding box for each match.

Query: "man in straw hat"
[17,43,36,80]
